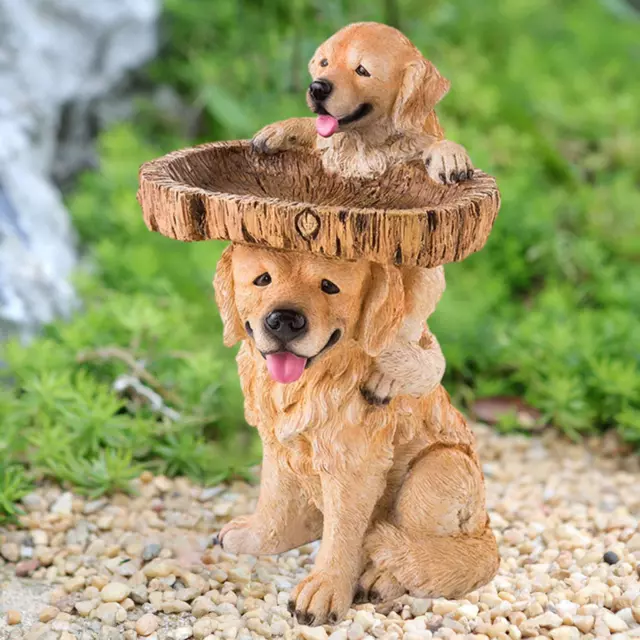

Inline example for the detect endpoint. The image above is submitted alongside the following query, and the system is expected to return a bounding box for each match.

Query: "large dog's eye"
[355,65,370,77]
[253,273,272,287]
[320,58,329,67]
[321,279,340,295]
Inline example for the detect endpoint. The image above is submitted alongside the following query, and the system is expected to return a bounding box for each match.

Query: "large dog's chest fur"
[237,342,399,445]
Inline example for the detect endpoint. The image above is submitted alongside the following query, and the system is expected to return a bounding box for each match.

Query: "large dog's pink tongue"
[266,352,307,383]
[316,115,339,138]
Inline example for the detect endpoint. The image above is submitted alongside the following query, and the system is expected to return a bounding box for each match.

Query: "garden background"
[1,0,639,521]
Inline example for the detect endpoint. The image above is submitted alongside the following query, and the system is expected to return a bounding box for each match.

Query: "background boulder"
[0,0,159,342]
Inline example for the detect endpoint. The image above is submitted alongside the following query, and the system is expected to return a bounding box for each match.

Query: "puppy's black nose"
[309,79,333,102]
[264,309,307,343]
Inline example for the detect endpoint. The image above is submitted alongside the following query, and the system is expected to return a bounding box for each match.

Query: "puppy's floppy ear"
[358,263,405,357]
[392,57,450,133]
[213,245,245,347]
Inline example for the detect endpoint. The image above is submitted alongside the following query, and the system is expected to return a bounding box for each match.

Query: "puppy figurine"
[252,21,472,183]
[214,245,499,625]
[253,22,466,405]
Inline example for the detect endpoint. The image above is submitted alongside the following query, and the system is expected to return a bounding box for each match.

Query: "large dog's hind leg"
[218,445,322,555]
[364,445,499,599]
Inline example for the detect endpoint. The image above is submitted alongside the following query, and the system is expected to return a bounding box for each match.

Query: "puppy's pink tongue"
[266,352,307,383]
[316,115,339,138]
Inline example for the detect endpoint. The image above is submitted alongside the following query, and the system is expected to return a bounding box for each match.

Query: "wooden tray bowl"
[138,140,500,267]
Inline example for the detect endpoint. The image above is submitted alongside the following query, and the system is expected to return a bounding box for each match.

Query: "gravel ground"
[1,424,640,640]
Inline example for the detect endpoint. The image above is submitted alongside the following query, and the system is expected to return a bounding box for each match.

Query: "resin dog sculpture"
[214,244,499,626]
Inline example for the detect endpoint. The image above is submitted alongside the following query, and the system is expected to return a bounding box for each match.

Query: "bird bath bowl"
[138,140,500,267]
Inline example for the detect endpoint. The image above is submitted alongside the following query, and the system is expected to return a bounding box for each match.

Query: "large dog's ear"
[392,57,450,134]
[358,263,405,357]
[213,245,245,347]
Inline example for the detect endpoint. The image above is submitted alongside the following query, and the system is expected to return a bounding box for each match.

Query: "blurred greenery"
[1,0,639,520]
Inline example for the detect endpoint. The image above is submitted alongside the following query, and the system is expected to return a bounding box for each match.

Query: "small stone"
[199,487,224,502]
[529,611,563,629]
[458,603,479,619]
[83,498,107,514]
[603,611,628,633]
[51,492,73,515]
[1,542,20,562]
[144,560,176,578]
[173,628,194,640]
[142,543,162,562]
[15,558,40,576]
[549,627,580,640]
[96,602,123,627]
[131,585,149,604]
[75,600,99,617]
[101,582,131,602]
[175,587,200,602]
[301,627,329,640]
[347,622,365,640]
[64,576,85,593]
[604,551,620,565]
[627,533,640,552]
[432,600,458,616]
[193,618,217,639]
[21,493,46,512]
[354,610,375,631]
[136,613,159,637]
[192,596,216,618]
[39,606,60,622]
[6,610,22,625]
[410,598,430,616]
[162,600,191,614]
[574,615,595,633]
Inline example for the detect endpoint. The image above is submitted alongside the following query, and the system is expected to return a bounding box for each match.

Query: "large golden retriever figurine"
[214,244,499,626]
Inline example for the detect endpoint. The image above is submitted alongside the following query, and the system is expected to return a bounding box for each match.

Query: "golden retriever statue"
[213,245,499,626]
[213,21,498,626]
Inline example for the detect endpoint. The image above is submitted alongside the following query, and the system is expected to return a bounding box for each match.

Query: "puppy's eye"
[355,65,370,77]
[321,279,340,295]
[320,58,328,67]
[253,273,272,287]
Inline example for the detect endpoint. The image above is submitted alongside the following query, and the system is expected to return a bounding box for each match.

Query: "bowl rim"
[139,139,499,216]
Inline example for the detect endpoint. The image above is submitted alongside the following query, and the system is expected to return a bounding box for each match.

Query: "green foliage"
[1,0,639,518]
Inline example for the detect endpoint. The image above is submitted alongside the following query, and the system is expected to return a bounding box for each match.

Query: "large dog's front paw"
[361,370,397,406]
[251,123,296,155]
[289,569,354,626]
[355,563,405,605]
[216,515,265,555]
[424,140,474,185]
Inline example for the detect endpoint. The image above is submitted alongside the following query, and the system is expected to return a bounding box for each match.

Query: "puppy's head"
[214,245,404,384]
[307,22,450,138]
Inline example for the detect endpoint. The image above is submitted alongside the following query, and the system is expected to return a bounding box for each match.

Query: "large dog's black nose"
[264,309,307,342]
[309,79,333,102]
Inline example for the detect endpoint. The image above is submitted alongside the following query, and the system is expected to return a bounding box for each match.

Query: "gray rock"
[142,543,162,562]
[0,0,159,342]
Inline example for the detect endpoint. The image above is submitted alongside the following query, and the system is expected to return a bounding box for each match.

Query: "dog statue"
[214,244,499,626]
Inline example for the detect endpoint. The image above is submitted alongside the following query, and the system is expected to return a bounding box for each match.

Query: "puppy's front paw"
[289,569,354,626]
[251,123,296,155]
[361,370,397,406]
[424,140,474,185]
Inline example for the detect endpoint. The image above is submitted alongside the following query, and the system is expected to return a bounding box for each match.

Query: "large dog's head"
[307,22,450,138]
[214,245,404,384]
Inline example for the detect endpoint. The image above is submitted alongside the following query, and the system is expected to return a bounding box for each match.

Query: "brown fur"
[252,22,472,183]
[251,22,472,404]
[213,245,499,625]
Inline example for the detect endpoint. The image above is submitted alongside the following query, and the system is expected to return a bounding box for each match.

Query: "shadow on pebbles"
[1,424,640,640]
